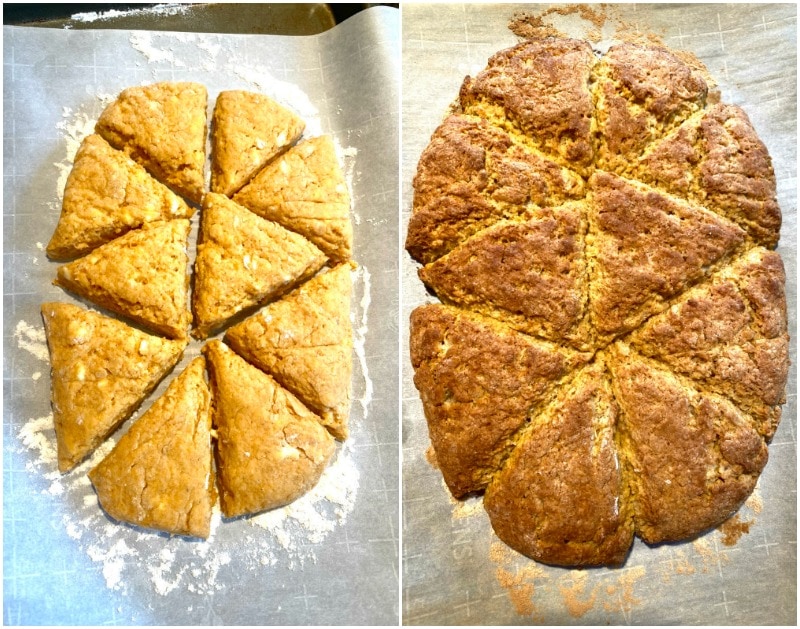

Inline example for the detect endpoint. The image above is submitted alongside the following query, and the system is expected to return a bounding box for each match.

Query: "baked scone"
[95,82,208,204]
[592,42,708,175]
[47,134,194,260]
[406,113,585,264]
[234,135,352,263]
[88,356,213,538]
[628,247,789,440]
[54,219,192,339]
[484,358,633,567]
[459,38,596,175]
[409,304,591,497]
[224,263,354,440]
[418,202,592,351]
[41,302,186,472]
[608,344,768,544]
[202,340,335,518]
[407,38,787,567]
[635,103,781,247]
[191,192,326,339]
[588,171,746,342]
[211,90,305,197]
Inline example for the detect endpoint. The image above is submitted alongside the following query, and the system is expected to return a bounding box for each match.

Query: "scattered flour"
[352,265,373,419]
[70,4,191,24]
[14,320,49,362]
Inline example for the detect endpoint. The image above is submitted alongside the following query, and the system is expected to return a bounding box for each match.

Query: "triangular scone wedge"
[225,262,354,440]
[484,358,633,567]
[608,344,767,544]
[54,220,192,339]
[88,357,213,538]
[41,302,186,473]
[627,247,789,440]
[95,82,208,204]
[418,202,593,351]
[234,136,352,263]
[202,340,335,518]
[211,90,305,197]
[588,172,746,343]
[409,304,591,498]
[635,103,781,248]
[592,42,707,175]
[192,193,326,339]
[47,134,194,260]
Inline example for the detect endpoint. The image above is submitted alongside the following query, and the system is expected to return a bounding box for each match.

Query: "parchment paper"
[3,7,399,625]
[401,4,796,625]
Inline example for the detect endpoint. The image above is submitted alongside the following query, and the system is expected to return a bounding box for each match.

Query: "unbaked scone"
[234,135,352,263]
[47,134,194,260]
[211,90,305,197]
[88,356,213,538]
[224,262,354,440]
[191,192,326,339]
[202,340,335,518]
[41,302,186,472]
[54,219,192,339]
[95,81,208,204]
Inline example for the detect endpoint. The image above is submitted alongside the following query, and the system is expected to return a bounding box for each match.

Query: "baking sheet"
[3,6,399,625]
[401,3,796,625]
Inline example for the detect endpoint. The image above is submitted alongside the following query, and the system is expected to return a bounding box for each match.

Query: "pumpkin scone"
[211,90,305,197]
[484,358,633,567]
[608,344,768,544]
[202,340,335,518]
[418,201,592,351]
[635,103,781,248]
[224,262,354,440]
[627,247,789,440]
[88,356,213,538]
[46,134,194,260]
[409,304,591,497]
[54,219,192,339]
[95,81,208,204]
[405,113,585,264]
[41,302,186,473]
[191,193,326,339]
[588,171,746,343]
[234,135,352,263]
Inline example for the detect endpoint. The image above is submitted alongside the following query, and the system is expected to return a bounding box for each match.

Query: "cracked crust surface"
[211,90,305,197]
[203,340,335,518]
[88,357,213,538]
[41,302,186,473]
[234,135,352,263]
[192,193,326,339]
[95,82,208,204]
[54,220,192,339]
[224,262,354,440]
[47,134,194,260]
[407,38,787,567]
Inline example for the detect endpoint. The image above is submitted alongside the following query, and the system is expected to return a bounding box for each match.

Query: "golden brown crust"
[234,136,352,263]
[608,345,767,544]
[95,82,208,204]
[588,171,745,342]
[484,358,633,567]
[41,302,186,473]
[459,38,596,174]
[636,103,781,247]
[54,220,192,339]
[47,134,194,260]
[191,193,326,339]
[224,263,354,440]
[419,202,593,351]
[202,340,335,518]
[409,304,590,497]
[406,114,585,264]
[211,90,305,197]
[88,357,213,538]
